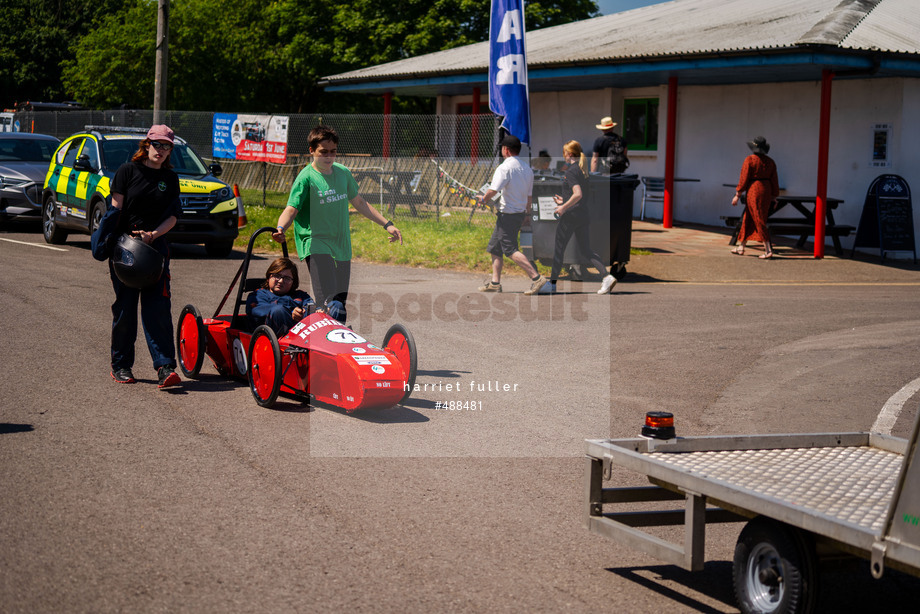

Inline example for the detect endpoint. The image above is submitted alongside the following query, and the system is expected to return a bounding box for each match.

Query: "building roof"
[321,0,920,96]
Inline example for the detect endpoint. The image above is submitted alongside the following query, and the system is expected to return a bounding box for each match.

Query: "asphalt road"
[2,224,920,613]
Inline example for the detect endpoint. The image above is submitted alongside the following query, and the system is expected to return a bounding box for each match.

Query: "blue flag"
[489,0,531,145]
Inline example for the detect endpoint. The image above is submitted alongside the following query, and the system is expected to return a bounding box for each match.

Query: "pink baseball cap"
[146,124,174,143]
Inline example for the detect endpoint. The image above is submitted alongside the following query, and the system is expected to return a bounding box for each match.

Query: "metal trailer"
[584,410,920,614]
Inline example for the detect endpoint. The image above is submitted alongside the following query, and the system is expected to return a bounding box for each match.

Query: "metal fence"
[17,109,512,227]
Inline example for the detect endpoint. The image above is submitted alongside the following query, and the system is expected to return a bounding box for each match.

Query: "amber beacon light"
[641,411,676,440]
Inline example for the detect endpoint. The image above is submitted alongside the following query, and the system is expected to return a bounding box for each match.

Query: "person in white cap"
[591,116,629,174]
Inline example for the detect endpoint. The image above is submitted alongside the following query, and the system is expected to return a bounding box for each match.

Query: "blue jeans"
[262,304,297,337]
[109,252,176,371]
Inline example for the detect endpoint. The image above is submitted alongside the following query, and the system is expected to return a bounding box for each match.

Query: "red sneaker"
[157,366,181,389]
[112,368,136,384]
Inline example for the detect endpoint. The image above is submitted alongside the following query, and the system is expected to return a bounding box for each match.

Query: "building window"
[623,98,659,151]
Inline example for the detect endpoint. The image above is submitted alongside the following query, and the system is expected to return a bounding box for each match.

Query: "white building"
[322,0,920,253]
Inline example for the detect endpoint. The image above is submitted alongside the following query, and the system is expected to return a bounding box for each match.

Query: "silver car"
[0,133,60,222]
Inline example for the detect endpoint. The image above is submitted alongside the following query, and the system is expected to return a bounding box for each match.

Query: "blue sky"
[595,0,671,15]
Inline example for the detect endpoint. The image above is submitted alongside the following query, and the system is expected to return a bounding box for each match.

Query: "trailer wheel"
[383,323,417,404]
[733,517,817,614]
[248,325,282,408]
[176,304,206,378]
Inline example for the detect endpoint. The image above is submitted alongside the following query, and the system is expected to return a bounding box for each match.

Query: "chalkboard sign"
[851,174,916,263]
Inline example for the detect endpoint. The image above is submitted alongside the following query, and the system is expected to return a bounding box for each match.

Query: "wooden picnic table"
[351,169,422,217]
[722,195,854,256]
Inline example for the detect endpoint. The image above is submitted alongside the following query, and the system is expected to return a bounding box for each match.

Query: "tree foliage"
[60,1,155,109]
[4,0,599,112]
[0,0,128,107]
[332,0,599,65]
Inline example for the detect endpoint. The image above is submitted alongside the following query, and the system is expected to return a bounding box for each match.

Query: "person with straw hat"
[591,116,629,174]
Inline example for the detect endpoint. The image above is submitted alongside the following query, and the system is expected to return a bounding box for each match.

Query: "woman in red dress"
[731,136,780,259]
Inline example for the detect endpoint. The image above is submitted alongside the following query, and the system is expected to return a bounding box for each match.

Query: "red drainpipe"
[383,92,393,159]
[663,76,678,228]
[471,87,481,165]
[814,69,834,258]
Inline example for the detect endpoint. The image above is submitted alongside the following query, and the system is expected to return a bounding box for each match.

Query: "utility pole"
[153,0,169,124]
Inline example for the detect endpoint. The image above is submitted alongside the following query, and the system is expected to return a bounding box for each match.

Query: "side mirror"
[209,163,223,177]
[74,154,96,172]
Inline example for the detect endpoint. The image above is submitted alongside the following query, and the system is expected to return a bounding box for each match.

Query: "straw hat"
[595,117,617,131]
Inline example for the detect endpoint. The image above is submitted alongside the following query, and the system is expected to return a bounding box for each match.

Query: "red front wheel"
[248,325,282,408]
[177,304,206,378]
[383,323,417,404]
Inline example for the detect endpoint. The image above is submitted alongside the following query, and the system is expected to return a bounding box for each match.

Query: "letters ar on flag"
[489,0,531,144]
[495,55,526,85]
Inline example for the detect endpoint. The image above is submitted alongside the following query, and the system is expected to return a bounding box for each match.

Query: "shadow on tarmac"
[416,368,470,379]
[609,557,920,612]
[0,423,35,434]
[608,563,735,613]
[621,272,674,285]
[316,400,430,423]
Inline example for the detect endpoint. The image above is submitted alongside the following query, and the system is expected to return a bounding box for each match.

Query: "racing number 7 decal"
[326,330,367,344]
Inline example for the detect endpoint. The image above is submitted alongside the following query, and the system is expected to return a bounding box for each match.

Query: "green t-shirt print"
[287,163,359,261]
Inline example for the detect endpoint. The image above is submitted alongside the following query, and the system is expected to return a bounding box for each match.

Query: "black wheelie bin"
[524,172,639,280]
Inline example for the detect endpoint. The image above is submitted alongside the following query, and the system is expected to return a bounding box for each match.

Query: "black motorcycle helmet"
[112,234,164,289]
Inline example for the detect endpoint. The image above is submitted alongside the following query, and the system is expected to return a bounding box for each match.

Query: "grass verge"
[236,188,644,274]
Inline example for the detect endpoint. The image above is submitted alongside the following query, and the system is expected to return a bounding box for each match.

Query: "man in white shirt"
[477,135,547,295]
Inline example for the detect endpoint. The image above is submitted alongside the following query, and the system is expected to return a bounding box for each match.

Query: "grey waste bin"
[523,172,639,280]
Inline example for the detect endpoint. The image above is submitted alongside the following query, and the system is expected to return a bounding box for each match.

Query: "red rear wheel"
[383,323,417,404]
[248,325,281,408]
[176,304,205,378]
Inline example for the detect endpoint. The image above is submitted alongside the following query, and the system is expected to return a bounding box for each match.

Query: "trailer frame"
[585,409,920,607]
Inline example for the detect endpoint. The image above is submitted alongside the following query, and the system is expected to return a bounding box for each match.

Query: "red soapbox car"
[175,227,417,410]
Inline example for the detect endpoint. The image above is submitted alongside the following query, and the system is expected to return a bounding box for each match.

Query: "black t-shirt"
[561,164,588,216]
[592,132,626,157]
[110,161,181,233]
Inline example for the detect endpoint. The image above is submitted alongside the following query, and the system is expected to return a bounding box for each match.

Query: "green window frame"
[623,98,659,151]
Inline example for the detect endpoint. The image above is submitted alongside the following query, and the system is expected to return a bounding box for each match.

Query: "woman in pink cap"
[106,124,183,388]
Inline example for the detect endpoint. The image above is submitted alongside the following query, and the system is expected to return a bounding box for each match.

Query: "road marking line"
[872,376,920,435]
[0,238,68,251]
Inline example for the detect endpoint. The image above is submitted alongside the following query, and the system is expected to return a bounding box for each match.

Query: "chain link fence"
[17,109,515,228]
